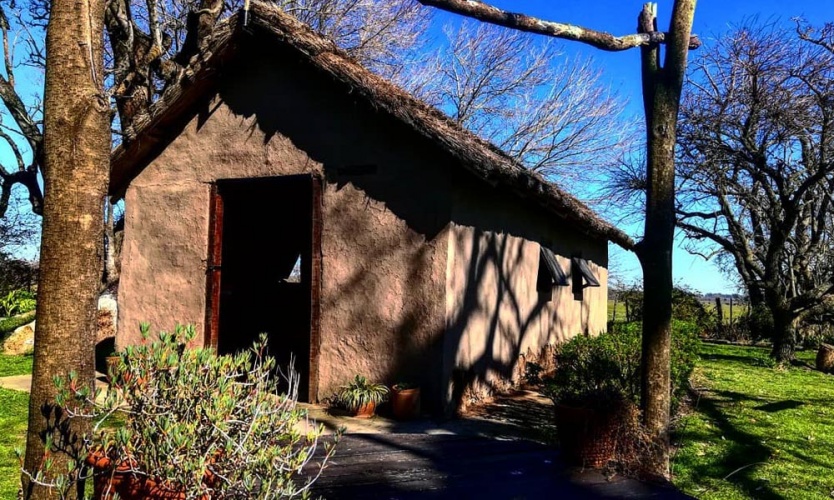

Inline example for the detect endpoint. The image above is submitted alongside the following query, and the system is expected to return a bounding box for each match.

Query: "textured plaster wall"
[443,173,608,410]
[118,39,611,413]
[118,46,451,406]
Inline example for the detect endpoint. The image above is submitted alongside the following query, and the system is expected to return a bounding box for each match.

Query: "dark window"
[537,247,568,300]
[572,256,600,300]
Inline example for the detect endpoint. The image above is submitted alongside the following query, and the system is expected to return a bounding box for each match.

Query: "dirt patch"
[462,388,557,443]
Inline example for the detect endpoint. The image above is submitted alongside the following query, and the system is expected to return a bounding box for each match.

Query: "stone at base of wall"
[453,344,558,415]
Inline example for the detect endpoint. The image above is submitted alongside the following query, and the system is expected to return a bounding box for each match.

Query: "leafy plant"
[0,289,36,317]
[544,321,700,413]
[333,375,389,411]
[392,381,418,391]
[22,323,337,499]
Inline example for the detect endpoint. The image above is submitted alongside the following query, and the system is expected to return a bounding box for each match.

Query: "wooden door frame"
[308,175,323,403]
[204,183,224,348]
[203,176,323,403]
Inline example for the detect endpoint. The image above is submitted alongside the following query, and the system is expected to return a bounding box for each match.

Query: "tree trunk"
[21,0,109,497]
[746,285,768,340]
[636,0,696,479]
[770,310,797,362]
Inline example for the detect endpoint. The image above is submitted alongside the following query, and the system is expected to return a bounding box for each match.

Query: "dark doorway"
[207,175,320,401]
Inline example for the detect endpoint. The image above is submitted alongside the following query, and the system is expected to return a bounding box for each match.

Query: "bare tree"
[0,4,45,219]
[279,0,430,80]
[676,21,834,361]
[403,21,635,183]
[417,0,698,478]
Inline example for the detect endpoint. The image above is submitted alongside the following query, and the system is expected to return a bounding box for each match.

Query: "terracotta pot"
[553,403,618,468]
[391,386,421,420]
[86,451,213,500]
[352,401,378,418]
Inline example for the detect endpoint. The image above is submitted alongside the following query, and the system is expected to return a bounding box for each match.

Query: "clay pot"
[352,401,378,418]
[86,451,214,500]
[553,403,618,468]
[391,386,421,420]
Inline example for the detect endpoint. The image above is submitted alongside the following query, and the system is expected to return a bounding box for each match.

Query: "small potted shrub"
[544,332,640,468]
[23,323,337,499]
[333,375,389,418]
[390,382,421,420]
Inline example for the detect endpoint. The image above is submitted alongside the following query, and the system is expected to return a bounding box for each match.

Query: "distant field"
[702,300,749,323]
[608,299,749,324]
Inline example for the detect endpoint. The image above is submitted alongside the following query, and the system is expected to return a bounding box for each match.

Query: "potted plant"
[23,323,338,499]
[543,333,640,469]
[333,375,389,418]
[390,382,421,420]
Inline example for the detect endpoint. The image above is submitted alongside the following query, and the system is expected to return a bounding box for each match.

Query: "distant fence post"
[730,298,734,323]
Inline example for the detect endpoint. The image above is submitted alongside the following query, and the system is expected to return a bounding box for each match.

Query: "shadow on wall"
[211,39,602,415]
[441,228,594,414]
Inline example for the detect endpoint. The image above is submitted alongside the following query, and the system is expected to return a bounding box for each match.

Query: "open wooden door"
[204,175,321,402]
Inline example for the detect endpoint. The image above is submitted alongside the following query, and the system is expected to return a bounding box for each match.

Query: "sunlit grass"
[0,354,33,378]
[673,343,834,499]
[0,388,26,498]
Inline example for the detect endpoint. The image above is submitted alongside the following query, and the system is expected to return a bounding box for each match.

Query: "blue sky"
[430,1,834,294]
[4,1,833,291]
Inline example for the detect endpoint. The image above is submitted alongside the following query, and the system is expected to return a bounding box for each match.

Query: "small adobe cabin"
[111,2,633,414]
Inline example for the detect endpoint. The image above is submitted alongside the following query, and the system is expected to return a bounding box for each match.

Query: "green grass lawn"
[0,388,27,498]
[673,343,834,499]
[0,354,33,498]
[0,354,32,377]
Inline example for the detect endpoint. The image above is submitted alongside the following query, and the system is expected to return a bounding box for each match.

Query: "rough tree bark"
[21,0,110,497]
[635,1,695,475]
[416,0,697,478]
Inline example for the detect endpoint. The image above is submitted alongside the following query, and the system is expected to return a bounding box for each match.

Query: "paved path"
[304,434,692,499]
[0,374,32,392]
[1,374,691,499]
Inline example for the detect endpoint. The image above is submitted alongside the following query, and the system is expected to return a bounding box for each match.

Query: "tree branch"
[417,0,700,52]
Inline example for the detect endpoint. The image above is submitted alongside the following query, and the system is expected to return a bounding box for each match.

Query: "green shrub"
[614,287,716,333]
[0,289,36,317]
[545,321,700,413]
[23,324,337,498]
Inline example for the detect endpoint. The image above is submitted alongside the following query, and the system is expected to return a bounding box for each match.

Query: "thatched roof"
[110,1,635,250]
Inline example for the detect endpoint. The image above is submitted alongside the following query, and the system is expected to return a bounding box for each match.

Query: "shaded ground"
[305,433,690,499]
[1,371,689,499]
[301,389,557,442]
[302,390,690,499]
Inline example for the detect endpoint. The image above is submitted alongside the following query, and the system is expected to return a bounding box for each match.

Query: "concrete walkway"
[0,374,32,392]
[0,373,691,499]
